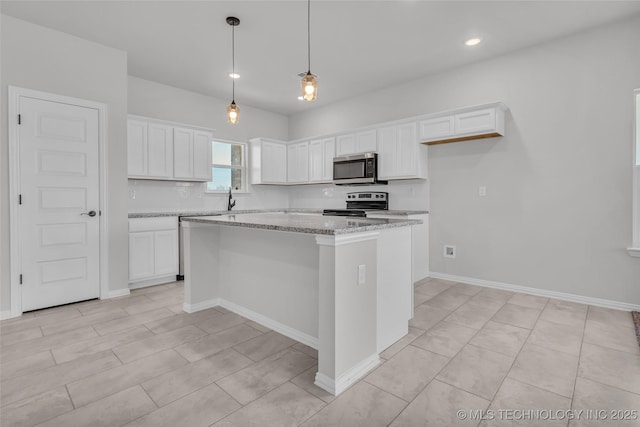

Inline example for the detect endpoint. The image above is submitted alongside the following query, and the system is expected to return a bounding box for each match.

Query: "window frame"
[205,139,249,194]
[629,89,640,257]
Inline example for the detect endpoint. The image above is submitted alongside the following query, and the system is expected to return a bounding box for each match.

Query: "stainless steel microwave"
[333,152,387,185]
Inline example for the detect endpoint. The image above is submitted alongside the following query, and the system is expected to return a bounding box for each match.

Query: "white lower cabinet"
[366,213,429,285]
[128,217,178,287]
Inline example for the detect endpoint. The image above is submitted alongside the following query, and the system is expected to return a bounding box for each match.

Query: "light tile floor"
[1,278,640,426]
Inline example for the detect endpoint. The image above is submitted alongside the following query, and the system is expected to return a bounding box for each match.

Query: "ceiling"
[3,1,640,116]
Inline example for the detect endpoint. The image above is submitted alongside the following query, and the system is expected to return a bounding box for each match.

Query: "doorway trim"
[8,86,110,318]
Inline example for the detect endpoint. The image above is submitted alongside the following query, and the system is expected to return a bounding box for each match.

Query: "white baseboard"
[315,353,380,396]
[1,310,18,320]
[219,299,319,350]
[129,276,178,290]
[428,272,640,311]
[106,288,131,299]
[183,298,220,314]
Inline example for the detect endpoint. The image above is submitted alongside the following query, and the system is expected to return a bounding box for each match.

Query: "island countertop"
[180,212,421,235]
[128,208,428,218]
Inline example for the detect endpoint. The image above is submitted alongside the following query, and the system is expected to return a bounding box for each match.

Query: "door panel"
[19,96,100,311]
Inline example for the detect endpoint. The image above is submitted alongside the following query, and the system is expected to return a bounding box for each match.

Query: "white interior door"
[18,96,100,311]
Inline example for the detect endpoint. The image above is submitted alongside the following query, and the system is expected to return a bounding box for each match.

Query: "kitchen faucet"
[227,188,236,211]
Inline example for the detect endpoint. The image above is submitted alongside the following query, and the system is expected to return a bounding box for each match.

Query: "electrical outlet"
[478,186,487,197]
[358,264,366,285]
[444,245,456,259]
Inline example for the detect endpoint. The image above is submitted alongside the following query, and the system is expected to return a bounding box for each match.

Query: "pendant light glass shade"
[301,0,317,101]
[226,16,240,124]
[227,101,240,124]
[301,71,318,101]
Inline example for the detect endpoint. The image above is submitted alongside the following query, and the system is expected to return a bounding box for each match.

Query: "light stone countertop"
[128,208,428,218]
[180,212,421,235]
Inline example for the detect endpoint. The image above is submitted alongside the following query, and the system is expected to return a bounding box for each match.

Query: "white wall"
[289,17,640,305]
[0,15,129,312]
[127,76,290,212]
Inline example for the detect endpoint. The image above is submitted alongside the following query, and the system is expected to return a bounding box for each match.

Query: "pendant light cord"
[307,0,311,73]
[232,23,236,102]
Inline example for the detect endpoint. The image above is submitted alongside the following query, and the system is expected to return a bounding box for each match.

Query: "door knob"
[81,210,97,217]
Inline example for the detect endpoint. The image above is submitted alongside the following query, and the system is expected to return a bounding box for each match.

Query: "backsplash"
[287,179,429,211]
[128,179,290,213]
[128,179,428,213]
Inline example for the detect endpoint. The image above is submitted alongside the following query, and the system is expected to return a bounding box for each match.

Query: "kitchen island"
[180,212,419,396]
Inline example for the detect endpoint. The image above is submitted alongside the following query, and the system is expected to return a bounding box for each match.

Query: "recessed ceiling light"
[465,38,481,47]
[297,96,304,101]
[229,73,240,79]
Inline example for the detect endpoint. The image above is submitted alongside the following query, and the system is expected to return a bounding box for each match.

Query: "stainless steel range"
[323,192,388,217]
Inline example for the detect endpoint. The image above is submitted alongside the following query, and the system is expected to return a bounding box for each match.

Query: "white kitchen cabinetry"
[250,138,288,184]
[173,127,213,181]
[309,137,335,183]
[419,102,507,145]
[287,142,310,184]
[128,217,178,288]
[336,129,377,156]
[378,123,424,180]
[366,213,429,285]
[127,116,212,181]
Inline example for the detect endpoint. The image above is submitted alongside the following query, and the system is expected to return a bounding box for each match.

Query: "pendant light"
[226,16,240,124]
[301,0,318,101]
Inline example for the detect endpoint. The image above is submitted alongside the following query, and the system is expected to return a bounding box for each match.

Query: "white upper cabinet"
[378,123,422,180]
[419,102,507,145]
[127,120,148,177]
[287,141,309,184]
[308,137,335,183]
[147,123,172,178]
[250,138,288,184]
[336,130,377,156]
[173,127,213,181]
[127,116,213,182]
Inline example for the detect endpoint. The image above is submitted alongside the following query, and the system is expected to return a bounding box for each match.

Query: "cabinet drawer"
[129,217,178,232]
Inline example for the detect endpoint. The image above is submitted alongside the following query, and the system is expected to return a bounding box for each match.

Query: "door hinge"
[19,194,22,205]
[19,274,23,285]
[18,114,21,125]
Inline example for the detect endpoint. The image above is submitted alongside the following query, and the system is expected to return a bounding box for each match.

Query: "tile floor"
[1,278,640,426]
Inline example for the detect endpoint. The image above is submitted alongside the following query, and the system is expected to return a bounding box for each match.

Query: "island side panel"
[182,222,221,312]
[216,226,319,345]
[315,232,380,395]
[377,226,413,352]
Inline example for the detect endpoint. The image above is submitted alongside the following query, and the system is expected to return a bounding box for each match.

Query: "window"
[206,140,247,193]
[630,89,640,256]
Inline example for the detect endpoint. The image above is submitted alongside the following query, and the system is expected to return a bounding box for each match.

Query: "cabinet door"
[297,142,309,183]
[419,116,454,142]
[193,131,212,181]
[127,120,147,177]
[287,144,298,183]
[356,130,377,153]
[377,126,397,179]
[263,141,287,183]
[147,123,172,178]
[129,231,155,281]
[454,108,496,136]
[322,137,335,182]
[308,139,323,182]
[336,134,356,156]
[173,127,193,179]
[154,229,178,276]
[396,123,417,177]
